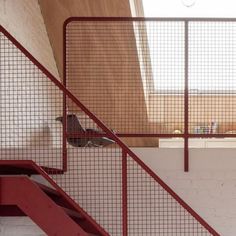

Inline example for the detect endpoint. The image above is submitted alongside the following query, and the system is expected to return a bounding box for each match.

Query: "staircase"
[1,177,97,236]
[0,24,220,235]
[0,160,108,236]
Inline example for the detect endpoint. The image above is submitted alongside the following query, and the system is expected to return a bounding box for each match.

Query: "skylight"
[142,0,236,18]
[142,0,236,93]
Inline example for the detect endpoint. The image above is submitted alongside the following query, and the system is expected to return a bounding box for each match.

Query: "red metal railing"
[64,17,236,173]
[1,23,220,235]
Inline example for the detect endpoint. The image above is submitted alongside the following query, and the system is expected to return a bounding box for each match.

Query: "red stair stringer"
[0,175,88,236]
[0,160,109,236]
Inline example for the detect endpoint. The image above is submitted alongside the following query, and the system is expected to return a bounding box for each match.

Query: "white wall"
[0,37,62,150]
[0,0,63,165]
[132,147,236,236]
[0,0,59,78]
[0,218,45,236]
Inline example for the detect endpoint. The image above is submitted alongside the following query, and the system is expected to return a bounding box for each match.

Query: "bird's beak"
[55,116,63,122]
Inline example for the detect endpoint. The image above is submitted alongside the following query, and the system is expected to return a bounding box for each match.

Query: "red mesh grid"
[65,20,185,135]
[127,155,211,235]
[0,30,63,170]
[55,101,123,235]
[64,18,220,235]
[188,21,236,134]
[65,19,236,139]
[1,20,220,236]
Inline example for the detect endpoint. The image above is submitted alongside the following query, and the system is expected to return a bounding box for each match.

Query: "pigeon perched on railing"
[56,114,115,147]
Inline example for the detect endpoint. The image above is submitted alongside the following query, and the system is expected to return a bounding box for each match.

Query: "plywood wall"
[149,94,236,134]
[65,20,150,139]
[39,0,156,146]
[39,0,132,77]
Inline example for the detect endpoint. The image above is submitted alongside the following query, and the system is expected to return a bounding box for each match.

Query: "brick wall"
[0,217,45,236]
[133,148,236,236]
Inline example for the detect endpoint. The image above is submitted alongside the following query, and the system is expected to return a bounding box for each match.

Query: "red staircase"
[1,177,96,236]
[0,161,108,236]
[0,24,220,236]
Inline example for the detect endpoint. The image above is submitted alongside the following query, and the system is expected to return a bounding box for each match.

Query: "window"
[141,0,236,94]
[145,22,185,93]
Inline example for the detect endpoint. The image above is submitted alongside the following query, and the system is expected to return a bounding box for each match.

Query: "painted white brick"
[0,217,45,236]
[133,148,236,236]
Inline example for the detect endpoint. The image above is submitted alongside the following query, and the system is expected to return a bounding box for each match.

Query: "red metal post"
[122,149,128,236]
[184,138,189,172]
[62,113,67,172]
[184,20,189,172]
[62,23,68,172]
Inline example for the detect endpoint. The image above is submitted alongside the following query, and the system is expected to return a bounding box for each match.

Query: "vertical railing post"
[184,20,189,172]
[62,23,67,172]
[62,103,67,172]
[122,149,128,236]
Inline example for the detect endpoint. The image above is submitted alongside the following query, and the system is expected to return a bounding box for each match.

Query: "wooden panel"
[149,94,236,134]
[66,21,148,132]
[39,0,155,146]
[39,0,132,77]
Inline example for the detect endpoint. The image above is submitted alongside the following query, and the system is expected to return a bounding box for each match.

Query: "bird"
[55,114,115,147]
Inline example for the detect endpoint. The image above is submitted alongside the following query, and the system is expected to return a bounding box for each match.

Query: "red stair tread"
[61,206,84,220]
[0,163,63,175]
[34,181,60,197]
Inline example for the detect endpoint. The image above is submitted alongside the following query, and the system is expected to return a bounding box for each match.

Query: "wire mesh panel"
[127,155,212,236]
[52,99,123,236]
[0,31,63,170]
[0,21,220,236]
[65,20,185,135]
[0,27,123,235]
[189,21,236,135]
[64,18,220,235]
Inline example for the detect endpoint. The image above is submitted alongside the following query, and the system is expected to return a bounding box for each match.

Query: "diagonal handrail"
[0,24,220,236]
